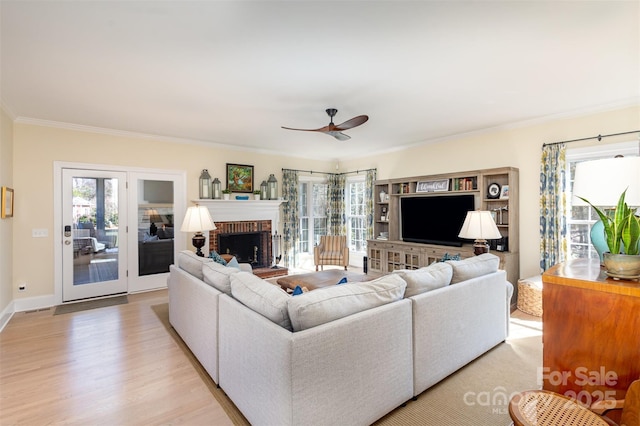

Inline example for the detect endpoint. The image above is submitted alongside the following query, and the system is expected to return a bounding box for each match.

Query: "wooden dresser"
[542,259,640,402]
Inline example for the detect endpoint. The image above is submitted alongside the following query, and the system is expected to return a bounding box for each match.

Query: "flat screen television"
[400,194,475,246]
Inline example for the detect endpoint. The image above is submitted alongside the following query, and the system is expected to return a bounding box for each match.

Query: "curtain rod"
[282,167,376,176]
[543,130,640,147]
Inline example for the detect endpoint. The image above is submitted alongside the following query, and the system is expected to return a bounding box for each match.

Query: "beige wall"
[12,123,333,300]
[342,105,640,279]
[0,107,14,316]
[9,104,640,303]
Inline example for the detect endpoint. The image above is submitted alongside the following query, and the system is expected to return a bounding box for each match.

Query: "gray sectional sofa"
[168,250,513,426]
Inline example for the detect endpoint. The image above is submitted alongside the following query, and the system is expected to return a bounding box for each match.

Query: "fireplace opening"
[218,231,271,268]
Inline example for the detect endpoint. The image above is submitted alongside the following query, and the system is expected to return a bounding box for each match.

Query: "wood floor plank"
[0,290,234,426]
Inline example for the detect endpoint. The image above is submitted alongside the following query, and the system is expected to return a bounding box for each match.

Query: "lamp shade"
[180,205,217,233]
[572,157,640,207]
[458,211,502,240]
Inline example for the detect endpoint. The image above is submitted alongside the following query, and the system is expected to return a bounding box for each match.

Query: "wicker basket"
[517,276,543,317]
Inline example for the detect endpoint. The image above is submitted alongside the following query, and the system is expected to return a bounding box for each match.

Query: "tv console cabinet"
[368,167,519,305]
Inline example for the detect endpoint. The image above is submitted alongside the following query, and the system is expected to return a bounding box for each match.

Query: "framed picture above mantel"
[226,163,254,193]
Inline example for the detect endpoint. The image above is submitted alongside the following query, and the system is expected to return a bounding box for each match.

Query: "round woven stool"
[517,275,543,317]
[509,390,608,426]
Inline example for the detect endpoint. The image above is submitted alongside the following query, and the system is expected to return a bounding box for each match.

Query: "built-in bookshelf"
[369,167,519,305]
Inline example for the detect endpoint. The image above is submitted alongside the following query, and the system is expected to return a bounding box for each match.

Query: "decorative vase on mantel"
[603,253,640,280]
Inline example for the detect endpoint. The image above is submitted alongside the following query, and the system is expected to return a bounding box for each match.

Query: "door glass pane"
[72,177,119,285]
[137,180,174,276]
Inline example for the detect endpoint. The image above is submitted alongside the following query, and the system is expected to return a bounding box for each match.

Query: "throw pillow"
[230,272,292,331]
[446,253,500,284]
[441,252,461,262]
[392,262,453,297]
[177,250,213,280]
[208,250,227,266]
[287,274,407,332]
[226,256,241,270]
[202,260,240,294]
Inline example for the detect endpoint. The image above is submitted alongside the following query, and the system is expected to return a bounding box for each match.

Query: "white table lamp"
[458,210,502,255]
[181,204,216,257]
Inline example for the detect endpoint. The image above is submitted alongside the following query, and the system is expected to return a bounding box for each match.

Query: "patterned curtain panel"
[365,169,377,241]
[327,173,346,235]
[281,169,299,268]
[540,143,567,272]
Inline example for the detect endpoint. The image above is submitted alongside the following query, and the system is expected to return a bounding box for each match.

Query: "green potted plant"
[578,189,640,278]
[253,190,261,200]
[222,188,231,200]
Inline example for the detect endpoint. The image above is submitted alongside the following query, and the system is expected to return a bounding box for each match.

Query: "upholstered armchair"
[314,235,349,271]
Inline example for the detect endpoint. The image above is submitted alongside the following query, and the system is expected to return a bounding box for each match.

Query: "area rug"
[152,302,542,426]
[54,295,128,315]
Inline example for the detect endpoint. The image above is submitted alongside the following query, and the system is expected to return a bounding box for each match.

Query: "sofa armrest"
[238,263,252,273]
[410,270,509,395]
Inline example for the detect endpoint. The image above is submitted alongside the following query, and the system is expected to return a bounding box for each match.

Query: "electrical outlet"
[18,284,26,292]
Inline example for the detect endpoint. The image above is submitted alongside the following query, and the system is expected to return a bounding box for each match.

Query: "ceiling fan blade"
[281,125,327,132]
[327,131,351,141]
[334,115,369,131]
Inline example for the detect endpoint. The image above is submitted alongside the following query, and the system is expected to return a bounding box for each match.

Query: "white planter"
[254,194,261,200]
[223,194,230,200]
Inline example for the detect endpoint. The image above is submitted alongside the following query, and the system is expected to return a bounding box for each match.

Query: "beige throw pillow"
[230,272,292,331]
[446,253,500,284]
[202,261,240,294]
[393,262,453,297]
[177,250,213,280]
[287,274,407,332]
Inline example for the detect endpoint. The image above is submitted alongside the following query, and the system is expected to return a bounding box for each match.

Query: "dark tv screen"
[400,194,475,246]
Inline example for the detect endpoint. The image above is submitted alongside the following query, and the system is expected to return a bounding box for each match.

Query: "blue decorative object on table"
[235,195,249,200]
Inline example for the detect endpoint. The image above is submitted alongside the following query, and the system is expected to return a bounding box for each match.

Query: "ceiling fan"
[282,108,369,141]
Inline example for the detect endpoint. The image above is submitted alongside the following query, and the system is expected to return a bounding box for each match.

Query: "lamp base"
[192,232,206,257]
[473,240,490,256]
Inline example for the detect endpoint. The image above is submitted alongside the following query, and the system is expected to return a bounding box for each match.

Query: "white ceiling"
[1,1,639,161]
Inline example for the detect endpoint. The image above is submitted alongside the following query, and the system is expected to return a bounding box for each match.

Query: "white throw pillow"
[202,261,240,294]
[446,253,500,284]
[393,262,453,297]
[287,274,407,332]
[230,272,292,331]
[177,250,213,280]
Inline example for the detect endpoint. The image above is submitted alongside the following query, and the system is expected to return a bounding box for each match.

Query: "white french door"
[61,169,128,302]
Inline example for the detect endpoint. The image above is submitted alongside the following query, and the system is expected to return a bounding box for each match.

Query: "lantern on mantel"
[212,178,222,199]
[260,180,268,200]
[267,174,278,200]
[199,169,211,199]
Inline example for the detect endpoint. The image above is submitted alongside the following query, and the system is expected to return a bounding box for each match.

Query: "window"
[566,142,638,261]
[299,177,328,254]
[346,176,367,253]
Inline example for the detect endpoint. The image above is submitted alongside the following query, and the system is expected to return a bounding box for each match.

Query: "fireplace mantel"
[191,199,285,230]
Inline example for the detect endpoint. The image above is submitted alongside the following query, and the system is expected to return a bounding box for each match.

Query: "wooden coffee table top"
[277,269,375,291]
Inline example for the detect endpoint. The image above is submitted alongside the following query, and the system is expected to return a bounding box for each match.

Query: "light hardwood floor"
[0,290,234,425]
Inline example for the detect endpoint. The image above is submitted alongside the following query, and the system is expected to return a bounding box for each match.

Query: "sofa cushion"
[230,272,292,331]
[446,253,500,284]
[177,250,213,280]
[393,262,453,297]
[202,260,241,294]
[287,274,407,332]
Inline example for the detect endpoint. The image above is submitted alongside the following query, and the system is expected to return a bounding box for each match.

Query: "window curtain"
[327,173,346,235]
[365,169,377,241]
[281,169,299,268]
[540,143,567,272]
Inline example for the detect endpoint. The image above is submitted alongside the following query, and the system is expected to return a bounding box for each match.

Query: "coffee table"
[277,269,374,292]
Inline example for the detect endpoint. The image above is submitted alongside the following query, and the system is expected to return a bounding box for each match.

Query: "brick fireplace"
[195,199,285,266]
[209,220,272,267]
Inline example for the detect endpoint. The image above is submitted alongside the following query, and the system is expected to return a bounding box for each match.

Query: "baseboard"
[13,294,56,313]
[0,300,15,333]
